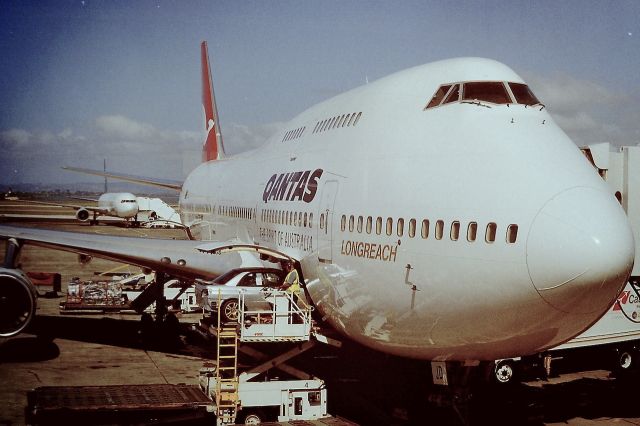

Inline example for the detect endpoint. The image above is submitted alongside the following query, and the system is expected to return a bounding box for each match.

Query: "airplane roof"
[293,57,525,124]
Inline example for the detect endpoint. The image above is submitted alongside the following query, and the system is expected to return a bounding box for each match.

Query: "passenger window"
[435,220,444,240]
[506,224,518,244]
[462,82,511,104]
[450,221,460,241]
[376,217,382,235]
[421,219,429,239]
[353,112,363,126]
[425,84,452,109]
[357,216,363,233]
[343,113,351,127]
[298,212,303,227]
[467,222,477,242]
[341,215,346,231]
[442,84,460,105]
[409,219,416,238]
[397,218,404,237]
[320,213,325,230]
[366,216,372,234]
[349,215,355,232]
[338,114,346,127]
[486,222,497,243]
[304,212,308,227]
[309,213,313,228]
[386,218,393,236]
[347,114,356,126]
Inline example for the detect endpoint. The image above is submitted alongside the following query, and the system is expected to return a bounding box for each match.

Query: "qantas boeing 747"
[0,42,634,369]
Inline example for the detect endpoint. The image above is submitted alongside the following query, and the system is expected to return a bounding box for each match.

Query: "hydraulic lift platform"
[26,384,215,425]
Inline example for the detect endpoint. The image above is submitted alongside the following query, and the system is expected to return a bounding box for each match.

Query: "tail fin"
[201,41,225,162]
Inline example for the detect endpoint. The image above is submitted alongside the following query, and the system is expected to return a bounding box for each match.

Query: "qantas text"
[263,169,323,204]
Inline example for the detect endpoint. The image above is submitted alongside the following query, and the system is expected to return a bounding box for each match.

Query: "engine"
[0,268,37,337]
[76,208,90,222]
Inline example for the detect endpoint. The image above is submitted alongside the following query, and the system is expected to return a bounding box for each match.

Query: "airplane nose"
[527,187,634,314]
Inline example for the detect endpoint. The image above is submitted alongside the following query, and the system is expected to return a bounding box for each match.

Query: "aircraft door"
[317,181,338,263]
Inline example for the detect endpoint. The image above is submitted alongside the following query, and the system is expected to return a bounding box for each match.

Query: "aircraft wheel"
[614,347,635,374]
[494,360,517,384]
[220,299,239,323]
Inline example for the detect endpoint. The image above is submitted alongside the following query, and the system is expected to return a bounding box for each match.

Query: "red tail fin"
[201,41,225,162]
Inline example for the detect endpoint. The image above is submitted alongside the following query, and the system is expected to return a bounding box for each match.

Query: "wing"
[0,225,290,281]
[18,199,109,214]
[62,166,183,192]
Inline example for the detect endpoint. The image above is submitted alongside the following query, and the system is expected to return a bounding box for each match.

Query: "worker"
[282,263,301,298]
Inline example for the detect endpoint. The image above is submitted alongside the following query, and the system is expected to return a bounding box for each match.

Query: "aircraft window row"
[282,126,306,142]
[424,81,541,109]
[340,214,519,244]
[312,111,363,134]
[182,202,213,213]
[218,205,254,220]
[261,208,314,229]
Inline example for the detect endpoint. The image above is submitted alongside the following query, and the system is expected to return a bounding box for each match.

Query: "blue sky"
[1,1,639,185]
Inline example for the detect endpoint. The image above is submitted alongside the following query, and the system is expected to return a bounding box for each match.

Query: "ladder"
[215,292,239,425]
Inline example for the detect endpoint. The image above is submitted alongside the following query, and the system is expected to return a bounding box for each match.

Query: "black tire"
[614,348,635,375]
[239,409,264,425]
[493,360,517,385]
[220,298,239,323]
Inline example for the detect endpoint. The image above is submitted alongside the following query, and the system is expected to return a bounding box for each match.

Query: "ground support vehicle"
[197,289,343,425]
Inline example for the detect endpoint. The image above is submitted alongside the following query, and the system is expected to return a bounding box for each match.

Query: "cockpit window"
[425,81,542,109]
[508,83,540,105]
[425,84,452,109]
[462,82,511,104]
[442,84,460,105]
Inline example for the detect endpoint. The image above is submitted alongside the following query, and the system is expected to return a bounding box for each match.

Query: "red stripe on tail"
[201,41,225,162]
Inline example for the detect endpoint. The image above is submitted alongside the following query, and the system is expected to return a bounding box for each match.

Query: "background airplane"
[16,192,141,225]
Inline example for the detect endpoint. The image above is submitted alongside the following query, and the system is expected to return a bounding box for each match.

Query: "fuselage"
[97,192,139,219]
[179,58,635,361]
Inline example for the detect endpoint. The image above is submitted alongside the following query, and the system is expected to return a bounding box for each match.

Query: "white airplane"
[14,192,140,224]
[0,42,634,372]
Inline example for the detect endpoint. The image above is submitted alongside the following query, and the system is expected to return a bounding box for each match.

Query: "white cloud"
[0,129,31,148]
[524,72,638,146]
[223,122,283,155]
[96,115,156,141]
[1,114,283,184]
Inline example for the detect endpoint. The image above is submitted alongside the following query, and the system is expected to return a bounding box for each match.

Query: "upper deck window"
[462,82,511,104]
[508,83,540,106]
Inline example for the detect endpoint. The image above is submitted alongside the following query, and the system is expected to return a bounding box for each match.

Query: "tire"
[220,299,239,323]
[494,360,517,384]
[240,409,264,425]
[614,348,635,375]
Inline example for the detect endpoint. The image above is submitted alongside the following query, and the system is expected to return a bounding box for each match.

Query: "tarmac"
[1,201,640,425]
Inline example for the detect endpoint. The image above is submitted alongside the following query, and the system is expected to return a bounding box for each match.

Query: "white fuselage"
[97,192,139,219]
[180,58,634,361]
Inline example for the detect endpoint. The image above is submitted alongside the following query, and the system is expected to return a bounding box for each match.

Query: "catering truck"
[492,143,640,384]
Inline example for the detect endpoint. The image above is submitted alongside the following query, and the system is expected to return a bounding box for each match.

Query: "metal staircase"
[215,293,239,425]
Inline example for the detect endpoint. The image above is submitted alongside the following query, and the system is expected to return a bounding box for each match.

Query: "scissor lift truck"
[198,289,335,425]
